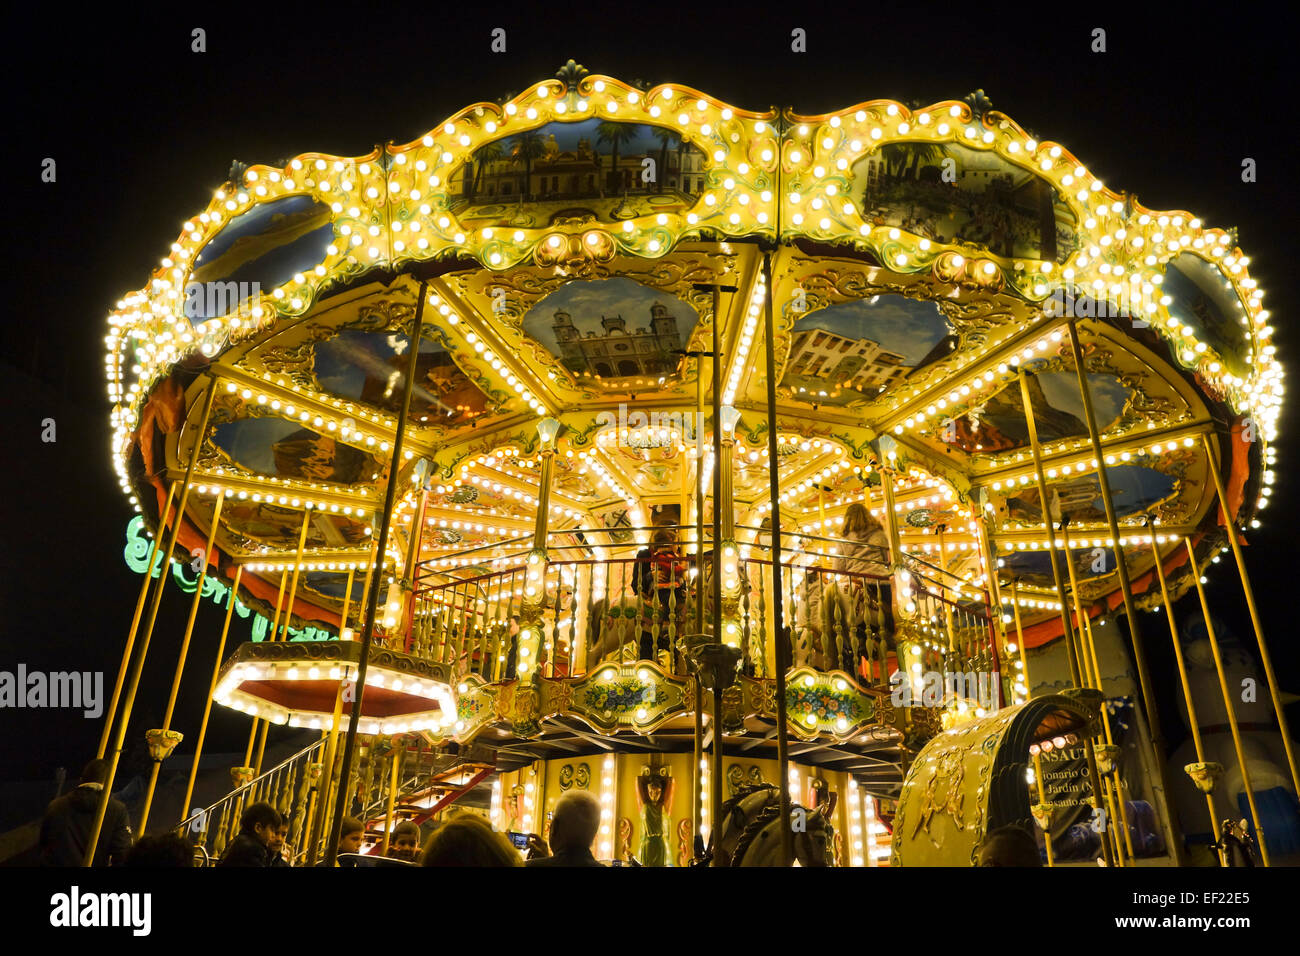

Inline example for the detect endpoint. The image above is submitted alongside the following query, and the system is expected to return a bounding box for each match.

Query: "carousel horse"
[704,783,833,866]
[585,592,683,669]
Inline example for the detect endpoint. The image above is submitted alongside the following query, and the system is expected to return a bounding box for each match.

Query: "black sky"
[1,7,1295,795]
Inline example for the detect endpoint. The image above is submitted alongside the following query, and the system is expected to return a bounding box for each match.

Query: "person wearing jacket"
[217,802,282,867]
[803,503,891,672]
[39,758,134,867]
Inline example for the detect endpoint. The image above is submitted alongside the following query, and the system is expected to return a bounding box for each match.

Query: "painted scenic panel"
[314,329,493,426]
[448,119,708,229]
[945,371,1130,454]
[212,416,383,485]
[218,499,372,551]
[1163,253,1250,379]
[1004,464,1178,525]
[523,277,700,386]
[849,143,1078,262]
[189,195,334,321]
[779,295,954,406]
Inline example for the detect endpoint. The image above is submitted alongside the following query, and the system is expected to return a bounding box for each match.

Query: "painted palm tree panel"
[780,295,953,407]
[944,371,1131,454]
[448,118,707,228]
[849,143,1078,262]
[313,329,494,427]
[523,277,700,388]
[1162,253,1252,380]
[188,195,335,322]
[212,415,384,485]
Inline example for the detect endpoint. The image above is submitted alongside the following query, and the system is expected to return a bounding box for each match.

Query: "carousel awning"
[214,639,456,736]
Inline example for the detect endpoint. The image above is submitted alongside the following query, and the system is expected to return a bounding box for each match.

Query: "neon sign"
[123,517,336,642]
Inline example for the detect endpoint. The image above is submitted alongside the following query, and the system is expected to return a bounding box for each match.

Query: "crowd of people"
[39,759,607,868]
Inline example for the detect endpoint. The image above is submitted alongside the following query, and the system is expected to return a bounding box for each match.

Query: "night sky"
[1,8,1294,820]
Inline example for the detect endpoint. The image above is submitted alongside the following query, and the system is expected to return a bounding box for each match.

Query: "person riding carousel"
[803,503,892,676]
[631,529,689,668]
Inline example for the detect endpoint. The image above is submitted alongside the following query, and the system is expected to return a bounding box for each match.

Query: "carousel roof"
[104,61,1278,665]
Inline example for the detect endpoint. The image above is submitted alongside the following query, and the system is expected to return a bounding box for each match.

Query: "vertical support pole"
[1200,432,1300,801]
[1019,369,1113,867]
[380,739,400,856]
[1013,579,1053,867]
[100,480,178,758]
[1066,319,1185,866]
[307,677,347,866]
[973,498,1006,708]
[1145,518,1224,863]
[277,506,314,641]
[1185,539,1271,866]
[324,279,427,867]
[710,281,726,867]
[1018,371,1082,684]
[402,489,430,646]
[339,567,356,642]
[85,379,216,865]
[181,563,244,827]
[138,489,226,833]
[877,460,902,567]
[761,249,794,868]
[694,353,705,639]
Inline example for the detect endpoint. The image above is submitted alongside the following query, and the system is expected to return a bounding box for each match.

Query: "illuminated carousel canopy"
[102,61,1279,736]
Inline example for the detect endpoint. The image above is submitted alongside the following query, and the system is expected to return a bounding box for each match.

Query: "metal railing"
[177,737,326,866]
[403,524,1002,694]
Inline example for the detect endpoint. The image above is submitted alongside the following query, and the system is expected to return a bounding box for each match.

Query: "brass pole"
[339,567,355,642]
[241,564,290,781]
[307,677,347,865]
[711,282,726,867]
[1018,372,1082,684]
[1084,611,1136,863]
[692,679,703,858]
[268,568,289,642]
[138,489,226,833]
[1010,580,1031,701]
[252,720,270,778]
[181,564,244,826]
[325,279,428,866]
[402,489,430,647]
[100,480,178,758]
[277,507,315,641]
[1201,432,1300,800]
[762,249,795,868]
[85,379,216,865]
[1184,538,1271,866]
[380,739,400,856]
[1146,517,1224,862]
[1060,526,1131,866]
[694,352,706,638]
[353,540,379,640]
[877,462,902,567]
[1066,320,1185,866]
[1014,582,1053,867]
[974,503,1008,708]
[1019,370,1112,867]
[1060,521,1097,688]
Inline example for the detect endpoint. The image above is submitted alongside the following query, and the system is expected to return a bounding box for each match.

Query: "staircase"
[179,734,497,865]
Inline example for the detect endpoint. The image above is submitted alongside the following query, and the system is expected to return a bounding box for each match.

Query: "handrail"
[177,736,327,865]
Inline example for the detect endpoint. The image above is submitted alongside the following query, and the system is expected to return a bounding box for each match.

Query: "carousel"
[86,61,1292,867]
